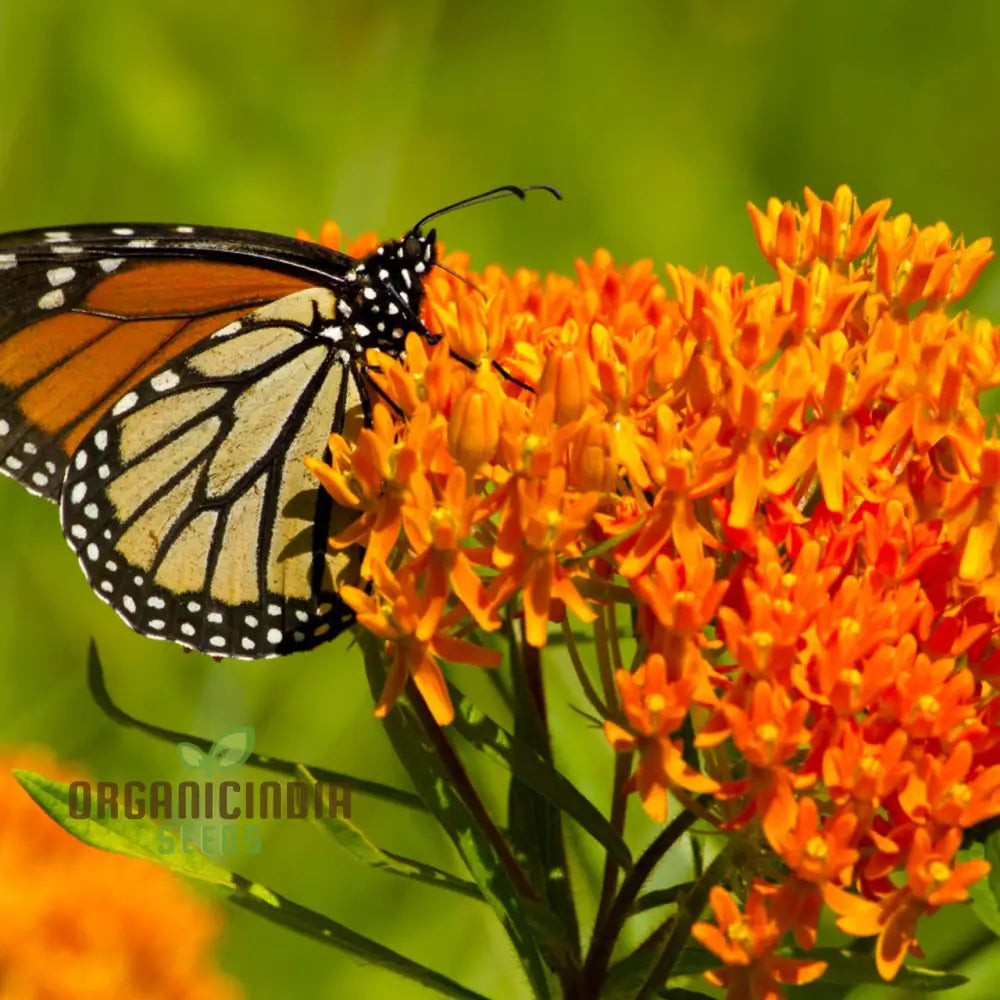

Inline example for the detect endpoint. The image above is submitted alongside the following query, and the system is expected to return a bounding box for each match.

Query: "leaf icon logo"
[176,727,254,775]
[210,727,255,770]
[177,742,207,770]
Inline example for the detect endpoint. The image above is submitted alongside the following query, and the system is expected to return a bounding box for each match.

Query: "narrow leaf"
[297,764,482,901]
[13,769,492,1000]
[629,941,967,994]
[964,841,1000,938]
[800,948,966,990]
[361,632,554,1000]
[505,631,580,964]
[86,639,425,812]
[447,678,631,869]
[985,827,1000,904]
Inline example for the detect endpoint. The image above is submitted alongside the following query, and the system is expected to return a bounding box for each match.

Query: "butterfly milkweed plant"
[18,186,1000,1000]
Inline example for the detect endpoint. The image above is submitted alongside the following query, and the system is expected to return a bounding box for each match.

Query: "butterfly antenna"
[434,259,487,301]
[412,184,562,233]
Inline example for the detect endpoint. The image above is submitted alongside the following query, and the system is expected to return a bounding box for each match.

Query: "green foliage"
[4,3,1000,997]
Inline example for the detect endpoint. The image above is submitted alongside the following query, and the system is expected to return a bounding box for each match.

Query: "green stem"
[592,608,618,709]
[594,749,632,929]
[407,675,538,902]
[632,836,742,1000]
[580,802,703,998]
[605,602,624,676]
[560,618,614,720]
[522,637,547,733]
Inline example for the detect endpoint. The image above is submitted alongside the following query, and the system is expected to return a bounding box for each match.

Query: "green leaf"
[632,885,690,915]
[793,948,967,991]
[15,768,233,880]
[964,841,1000,937]
[603,941,720,1000]
[985,826,1000,903]
[610,941,967,996]
[505,631,580,966]
[13,769,492,1000]
[447,678,631,869]
[361,632,555,1000]
[654,943,717,978]
[297,764,482,901]
[86,639,426,812]
[602,949,664,1000]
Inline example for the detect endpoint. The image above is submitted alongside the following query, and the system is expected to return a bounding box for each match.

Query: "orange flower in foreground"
[747,184,890,271]
[492,465,599,647]
[693,885,827,999]
[825,827,988,981]
[305,405,416,577]
[309,187,1000,995]
[604,653,720,822]
[0,748,240,1000]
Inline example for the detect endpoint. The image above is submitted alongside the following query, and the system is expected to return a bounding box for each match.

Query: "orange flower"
[401,464,499,633]
[604,653,720,822]
[538,343,592,425]
[448,381,501,472]
[0,748,240,1000]
[747,184,889,271]
[308,187,1000,990]
[824,827,988,980]
[492,466,599,647]
[693,885,827,998]
[306,405,419,577]
[367,332,457,417]
[897,738,1000,828]
[774,796,858,886]
[341,561,500,725]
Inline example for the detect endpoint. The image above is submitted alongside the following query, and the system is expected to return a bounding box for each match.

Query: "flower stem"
[408,677,538,901]
[579,803,702,997]
[594,749,632,929]
[632,836,742,1000]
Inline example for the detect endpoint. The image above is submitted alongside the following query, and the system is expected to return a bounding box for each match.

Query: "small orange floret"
[449,383,501,473]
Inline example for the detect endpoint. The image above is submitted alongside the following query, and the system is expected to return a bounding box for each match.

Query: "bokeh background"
[1,2,999,998]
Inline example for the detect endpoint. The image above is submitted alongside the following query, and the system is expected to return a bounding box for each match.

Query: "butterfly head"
[334,185,561,356]
[340,228,439,352]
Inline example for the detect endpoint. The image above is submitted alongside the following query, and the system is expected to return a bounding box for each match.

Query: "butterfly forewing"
[0,224,357,504]
[58,288,366,658]
[0,208,447,657]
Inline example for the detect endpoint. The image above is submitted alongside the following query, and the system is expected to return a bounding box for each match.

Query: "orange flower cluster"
[305,189,1000,992]
[0,748,240,1000]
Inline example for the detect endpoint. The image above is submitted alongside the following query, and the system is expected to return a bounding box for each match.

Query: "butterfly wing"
[59,287,365,658]
[0,224,352,501]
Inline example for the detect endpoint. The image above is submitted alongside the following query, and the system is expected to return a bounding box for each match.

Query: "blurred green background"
[1,2,999,998]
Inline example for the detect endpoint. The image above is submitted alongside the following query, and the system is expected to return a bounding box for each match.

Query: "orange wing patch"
[85,262,311,315]
[5,262,313,457]
[0,312,118,389]
[19,317,188,446]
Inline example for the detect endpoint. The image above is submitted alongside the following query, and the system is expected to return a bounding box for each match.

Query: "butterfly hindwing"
[59,288,365,658]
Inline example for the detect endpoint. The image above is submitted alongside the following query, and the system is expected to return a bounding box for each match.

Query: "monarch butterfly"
[0,184,560,659]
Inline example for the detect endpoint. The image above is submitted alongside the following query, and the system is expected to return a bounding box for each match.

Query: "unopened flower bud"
[448,385,500,471]
[539,345,589,425]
